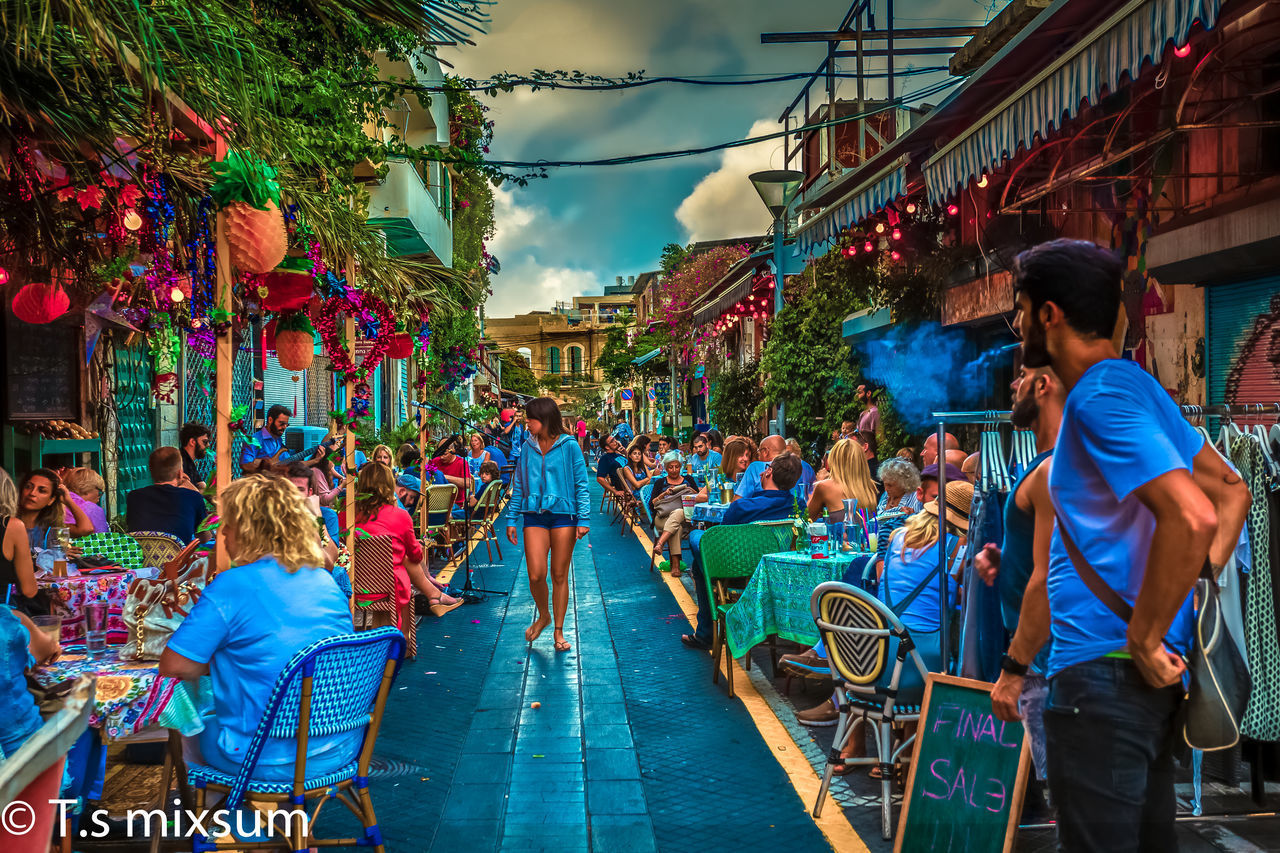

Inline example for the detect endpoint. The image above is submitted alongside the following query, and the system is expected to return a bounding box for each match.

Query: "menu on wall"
[4,309,80,420]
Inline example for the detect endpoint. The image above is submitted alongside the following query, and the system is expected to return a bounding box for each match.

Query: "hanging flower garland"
[315,290,394,383]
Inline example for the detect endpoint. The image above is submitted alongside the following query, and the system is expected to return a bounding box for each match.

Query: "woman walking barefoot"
[505,398,591,653]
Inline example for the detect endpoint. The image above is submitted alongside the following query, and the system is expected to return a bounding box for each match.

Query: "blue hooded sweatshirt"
[503,432,592,527]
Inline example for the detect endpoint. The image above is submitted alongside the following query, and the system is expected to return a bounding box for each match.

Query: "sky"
[444,0,995,317]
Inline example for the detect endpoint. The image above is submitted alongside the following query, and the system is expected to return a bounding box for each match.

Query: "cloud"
[674,117,782,242]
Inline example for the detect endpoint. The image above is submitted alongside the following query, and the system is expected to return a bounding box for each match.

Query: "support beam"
[761,27,979,44]
[833,47,958,57]
[213,138,232,576]
[344,261,357,587]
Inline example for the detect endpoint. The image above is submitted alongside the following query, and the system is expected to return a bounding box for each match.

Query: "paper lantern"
[224,199,287,274]
[275,329,315,371]
[261,264,314,312]
[12,282,70,324]
[386,332,415,359]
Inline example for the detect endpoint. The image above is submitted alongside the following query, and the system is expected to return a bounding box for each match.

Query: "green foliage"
[539,374,562,393]
[660,242,692,273]
[497,350,538,395]
[596,325,667,386]
[708,359,765,441]
[352,418,421,455]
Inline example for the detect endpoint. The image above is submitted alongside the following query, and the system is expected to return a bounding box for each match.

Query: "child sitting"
[469,460,502,517]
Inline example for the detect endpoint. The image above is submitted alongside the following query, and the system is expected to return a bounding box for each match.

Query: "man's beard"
[194,446,207,459]
[1021,320,1052,368]
[1011,394,1040,430]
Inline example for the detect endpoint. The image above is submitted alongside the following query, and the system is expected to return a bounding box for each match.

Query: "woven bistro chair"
[699,522,795,697]
[351,534,414,659]
[809,581,932,840]
[130,531,184,568]
[75,531,144,571]
[423,484,460,564]
[470,483,506,563]
[186,628,406,853]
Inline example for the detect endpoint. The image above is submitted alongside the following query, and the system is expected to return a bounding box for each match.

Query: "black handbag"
[1056,514,1250,752]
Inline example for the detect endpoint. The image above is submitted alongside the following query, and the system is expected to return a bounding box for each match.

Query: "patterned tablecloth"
[724,549,867,659]
[30,647,205,742]
[691,502,731,525]
[39,570,140,645]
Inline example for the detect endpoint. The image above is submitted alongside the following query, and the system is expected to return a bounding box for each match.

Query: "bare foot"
[553,630,572,652]
[525,614,551,643]
[438,593,458,606]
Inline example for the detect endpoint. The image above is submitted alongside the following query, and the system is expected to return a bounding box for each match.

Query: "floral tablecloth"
[38,570,139,645]
[30,647,204,742]
[724,549,868,659]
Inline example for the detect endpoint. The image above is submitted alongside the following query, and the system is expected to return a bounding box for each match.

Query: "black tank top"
[0,516,20,591]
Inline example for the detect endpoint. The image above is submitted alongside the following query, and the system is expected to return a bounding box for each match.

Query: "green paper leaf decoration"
[210,151,282,211]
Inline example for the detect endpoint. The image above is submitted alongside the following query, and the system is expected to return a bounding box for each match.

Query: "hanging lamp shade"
[261,259,315,312]
[12,281,70,324]
[748,170,805,219]
[225,199,288,274]
[275,329,315,371]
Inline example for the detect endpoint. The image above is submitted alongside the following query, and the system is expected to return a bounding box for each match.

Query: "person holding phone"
[504,398,590,653]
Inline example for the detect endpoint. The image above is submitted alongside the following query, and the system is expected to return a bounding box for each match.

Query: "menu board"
[895,674,1030,853]
[5,310,80,420]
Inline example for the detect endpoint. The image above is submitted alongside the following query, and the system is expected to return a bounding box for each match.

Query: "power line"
[454,77,960,170]
[432,67,951,92]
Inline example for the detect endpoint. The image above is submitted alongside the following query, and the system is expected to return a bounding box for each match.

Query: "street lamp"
[748,169,804,438]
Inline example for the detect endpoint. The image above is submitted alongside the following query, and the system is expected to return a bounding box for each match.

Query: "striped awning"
[925,0,1221,201]
[632,347,663,366]
[793,159,907,259]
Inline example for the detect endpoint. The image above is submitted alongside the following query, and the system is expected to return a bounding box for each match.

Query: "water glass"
[84,600,108,657]
[31,614,62,642]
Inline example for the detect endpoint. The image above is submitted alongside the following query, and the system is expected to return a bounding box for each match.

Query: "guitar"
[248,434,344,472]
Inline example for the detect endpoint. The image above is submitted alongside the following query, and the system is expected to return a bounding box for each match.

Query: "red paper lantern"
[261,266,315,312]
[12,282,70,324]
[386,332,415,359]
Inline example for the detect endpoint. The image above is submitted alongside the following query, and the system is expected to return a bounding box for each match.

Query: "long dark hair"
[17,468,65,530]
[524,397,564,439]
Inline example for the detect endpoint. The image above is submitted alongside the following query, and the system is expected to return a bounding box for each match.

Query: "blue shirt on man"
[722,488,798,526]
[689,450,722,475]
[596,453,625,489]
[239,427,288,468]
[735,459,815,500]
[1046,359,1204,677]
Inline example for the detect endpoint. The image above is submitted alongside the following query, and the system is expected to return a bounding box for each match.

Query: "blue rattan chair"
[187,627,406,853]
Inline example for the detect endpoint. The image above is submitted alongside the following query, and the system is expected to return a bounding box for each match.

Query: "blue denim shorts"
[522,511,578,530]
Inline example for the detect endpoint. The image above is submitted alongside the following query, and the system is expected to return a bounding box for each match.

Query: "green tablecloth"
[724,549,866,659]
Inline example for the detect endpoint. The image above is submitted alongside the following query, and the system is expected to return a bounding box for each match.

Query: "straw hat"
[921,480,974,531]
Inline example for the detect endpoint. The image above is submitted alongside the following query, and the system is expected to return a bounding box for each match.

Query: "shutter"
[264,355,306,425]
[114,342,156,497]
[400,361,410,422]
[1206,277,1280,414]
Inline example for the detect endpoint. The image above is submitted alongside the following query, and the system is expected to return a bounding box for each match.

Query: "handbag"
[653,484,694,517]
[1056,514,1251,752]
[120,540,213,660]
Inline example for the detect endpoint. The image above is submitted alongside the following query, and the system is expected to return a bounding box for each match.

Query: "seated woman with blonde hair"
[808,438,879,549]
[159,474,359,782]
[61,467,110,534]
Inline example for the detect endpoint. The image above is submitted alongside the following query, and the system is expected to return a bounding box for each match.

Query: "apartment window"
[569,346,583,375]
[548,346,561,374]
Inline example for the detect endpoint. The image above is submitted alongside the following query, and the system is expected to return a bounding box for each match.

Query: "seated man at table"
[679,452,803,651]
[126,448,208,543]
[688,433,722,476]
[595,434,626,500]
[735,435,815,500]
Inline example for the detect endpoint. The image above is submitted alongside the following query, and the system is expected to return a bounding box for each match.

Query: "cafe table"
[724,548,869,660]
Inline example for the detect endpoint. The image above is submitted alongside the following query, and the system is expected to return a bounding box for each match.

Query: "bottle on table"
[808,513,829,560]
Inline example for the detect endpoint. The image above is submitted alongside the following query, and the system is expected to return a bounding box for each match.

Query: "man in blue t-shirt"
[679,452,802,651]
[610,414,634,447]
[595,434,626,499]
[1011,240,1251,852]
[687,433,722,476]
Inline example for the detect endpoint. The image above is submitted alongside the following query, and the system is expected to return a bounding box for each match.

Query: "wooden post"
[344,258,357,582]
[213,140,233,576]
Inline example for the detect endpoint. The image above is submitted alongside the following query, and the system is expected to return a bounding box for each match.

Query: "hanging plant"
[274,311,316,372]
[210,151,287,274]
[12,281,70,324]
[315,291,394,382]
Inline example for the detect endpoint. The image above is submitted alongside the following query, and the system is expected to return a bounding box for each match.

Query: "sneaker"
[795,699,839,727]
[779,648,830,678]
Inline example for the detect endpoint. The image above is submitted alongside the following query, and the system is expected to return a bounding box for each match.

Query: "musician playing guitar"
[239,404,336,476]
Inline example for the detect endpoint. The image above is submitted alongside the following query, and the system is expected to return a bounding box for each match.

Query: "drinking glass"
[84,600,108,658]
[31,614,62,642]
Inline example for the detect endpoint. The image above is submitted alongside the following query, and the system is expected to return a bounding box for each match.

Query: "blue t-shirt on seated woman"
[1046,359,1204,677]
[878,529,963,634]
[167,556,355,781]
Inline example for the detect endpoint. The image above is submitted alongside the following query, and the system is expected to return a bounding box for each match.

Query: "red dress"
[352,504,423,624]
[434,456,469,507]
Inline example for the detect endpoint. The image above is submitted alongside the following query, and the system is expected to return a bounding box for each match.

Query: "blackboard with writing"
[4,310,80,420]
[895,674,1030,853]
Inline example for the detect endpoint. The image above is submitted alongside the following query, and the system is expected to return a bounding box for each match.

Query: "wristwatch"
[1000,654,1029,677]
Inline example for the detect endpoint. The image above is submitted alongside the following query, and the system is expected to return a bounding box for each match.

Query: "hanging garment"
[1232,435,1280,741]
[959,484,1008,683]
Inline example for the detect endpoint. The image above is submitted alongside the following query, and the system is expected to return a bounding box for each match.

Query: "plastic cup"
[30,614,62,641]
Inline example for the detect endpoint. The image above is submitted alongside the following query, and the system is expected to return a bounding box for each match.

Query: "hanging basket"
[275,329,315,372]
[386,332,415,359]
[261,259,314,312]
[224,200,288,274]
[12,281,70,324]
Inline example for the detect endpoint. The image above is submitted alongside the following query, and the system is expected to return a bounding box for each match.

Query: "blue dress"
[0,607,44,758]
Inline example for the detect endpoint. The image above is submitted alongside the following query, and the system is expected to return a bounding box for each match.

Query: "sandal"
[428,598,462,617]
[681,633,711,651]
[553,633,572,652]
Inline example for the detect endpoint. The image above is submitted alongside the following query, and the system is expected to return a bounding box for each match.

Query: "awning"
[692,262,757,328]
[794,159,907,259]
[632,348,663,366]
[925,0,1221,200]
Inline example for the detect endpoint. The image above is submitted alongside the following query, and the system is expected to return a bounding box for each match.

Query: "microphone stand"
[412,400,507,603]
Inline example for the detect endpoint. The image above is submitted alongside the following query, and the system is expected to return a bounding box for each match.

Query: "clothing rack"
[930,410,1012,671]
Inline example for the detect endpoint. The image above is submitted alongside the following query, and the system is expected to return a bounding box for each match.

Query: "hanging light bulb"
[905,202,917,215]
[976,174,989,189]
[891,228,902,241]
[1174,42,1192,58]
[169,286,185,302]
[947,204,960,216]
[890,251,901,261]
[874,222,886,234]
[864,241,875,253]
[0,267,8,285]
[122,209,143,231]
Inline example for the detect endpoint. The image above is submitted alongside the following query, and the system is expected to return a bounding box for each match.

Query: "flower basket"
[12,281,70,324]
[386,332,415,359]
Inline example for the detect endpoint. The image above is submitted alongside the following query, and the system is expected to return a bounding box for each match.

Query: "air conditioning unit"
[285,425,329,455]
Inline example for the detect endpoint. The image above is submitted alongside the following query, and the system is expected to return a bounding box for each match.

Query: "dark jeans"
[688,538,713,643]
[1045,657,1183,853]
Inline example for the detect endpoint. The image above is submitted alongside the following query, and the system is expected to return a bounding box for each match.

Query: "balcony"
[368,161,453,265]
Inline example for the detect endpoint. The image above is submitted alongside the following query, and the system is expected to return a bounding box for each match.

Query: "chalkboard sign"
[5,309,80,420]
[895,674,1030,853]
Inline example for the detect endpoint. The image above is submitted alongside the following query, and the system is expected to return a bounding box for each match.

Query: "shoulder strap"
[885,537,961,618]
[1054,512,1133,623]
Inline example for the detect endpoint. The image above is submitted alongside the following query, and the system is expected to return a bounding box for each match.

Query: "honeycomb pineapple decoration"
[210,151,288,274]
